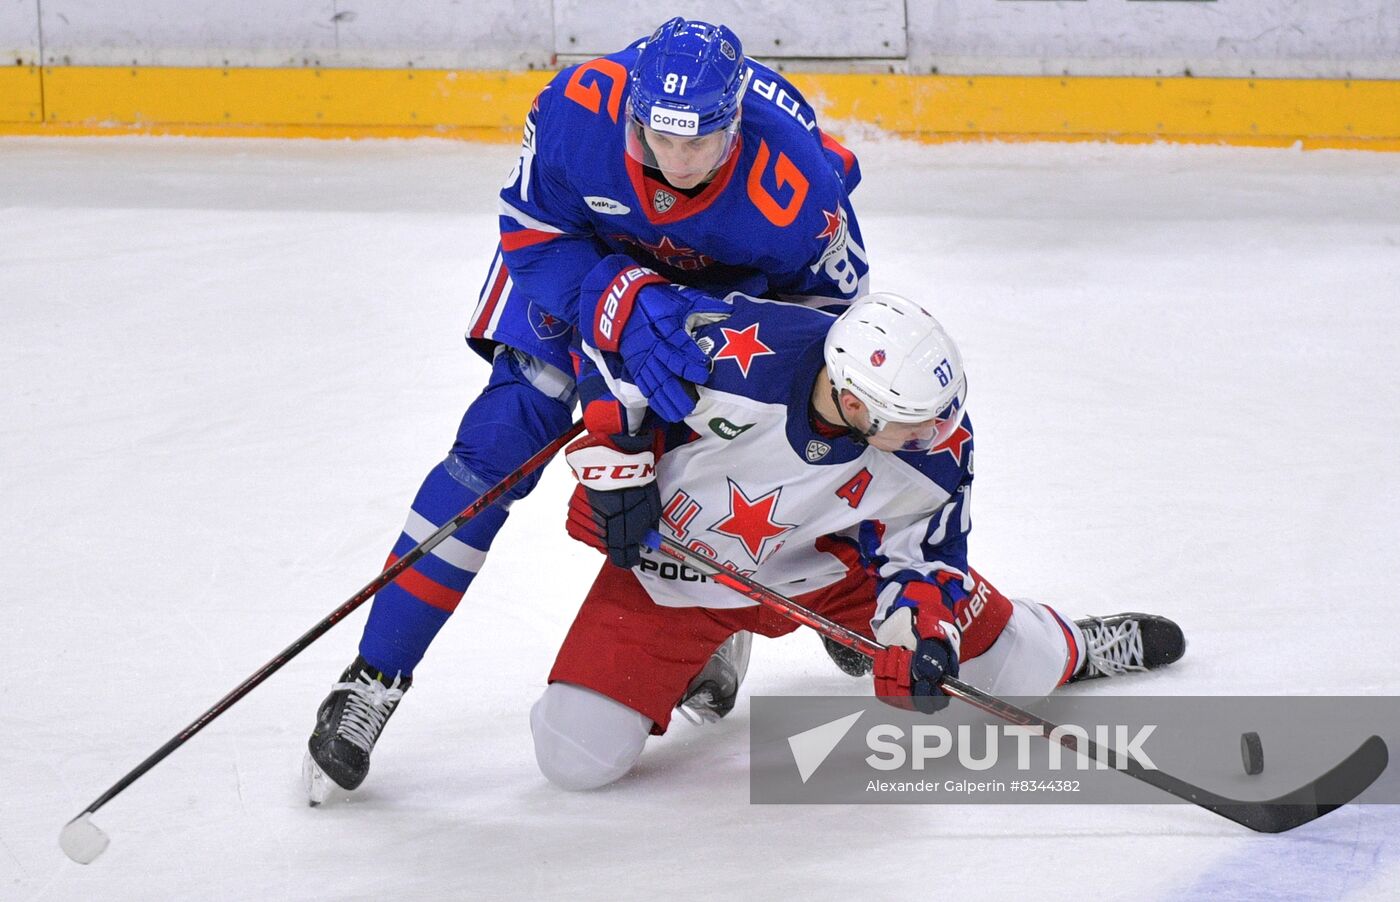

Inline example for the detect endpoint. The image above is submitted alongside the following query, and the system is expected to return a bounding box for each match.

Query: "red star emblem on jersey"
[712,323,775,377]
[816,208,844,242]
[931,421,972,465]
[634,234,715,272]
[709,479,797,564]
[529,305,569,340]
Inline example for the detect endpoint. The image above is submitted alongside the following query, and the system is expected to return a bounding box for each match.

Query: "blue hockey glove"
[620,283,714,421]
[873,579,963,714]
[584,257,730,422]
[564,430,663,569]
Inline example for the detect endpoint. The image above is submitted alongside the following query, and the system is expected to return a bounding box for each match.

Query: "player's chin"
[663,170,707,190]
[866,436,907,453]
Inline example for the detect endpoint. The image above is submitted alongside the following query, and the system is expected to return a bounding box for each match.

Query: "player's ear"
[838,389,867,423]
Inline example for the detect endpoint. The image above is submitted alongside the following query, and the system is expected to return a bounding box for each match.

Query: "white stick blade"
[60,813,109,864]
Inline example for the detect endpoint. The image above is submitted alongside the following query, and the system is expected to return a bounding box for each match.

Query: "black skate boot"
[304,656,410,802]
[1069,613,1186,682]
[678,631,752,725]
[820,634,874,677]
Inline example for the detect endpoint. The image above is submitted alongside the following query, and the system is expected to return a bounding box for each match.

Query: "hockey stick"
[59,418,585,864]
[644,530,1389,834]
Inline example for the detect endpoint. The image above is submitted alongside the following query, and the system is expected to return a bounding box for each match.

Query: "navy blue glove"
[564,430,662,569]
[873,580,963,714]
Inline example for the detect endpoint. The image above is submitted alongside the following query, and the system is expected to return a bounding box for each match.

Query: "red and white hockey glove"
[565,430,663,569]
[873,579,963,714]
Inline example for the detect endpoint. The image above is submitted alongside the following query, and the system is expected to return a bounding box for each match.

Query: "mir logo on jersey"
[584,196,631,216]
[709,418,754,440]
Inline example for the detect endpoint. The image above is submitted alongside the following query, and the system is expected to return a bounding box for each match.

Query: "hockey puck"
[1240,731,1264,775]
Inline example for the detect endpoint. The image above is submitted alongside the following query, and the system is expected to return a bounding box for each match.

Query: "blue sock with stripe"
[359,461,510,677]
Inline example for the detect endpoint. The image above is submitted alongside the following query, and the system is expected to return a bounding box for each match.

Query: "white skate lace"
[332,671,407,753]
[1082,617,1146,678]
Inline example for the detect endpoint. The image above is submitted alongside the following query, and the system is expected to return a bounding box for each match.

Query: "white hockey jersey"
[579,289,975,623]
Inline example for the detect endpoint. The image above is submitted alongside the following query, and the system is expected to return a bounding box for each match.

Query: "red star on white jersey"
[708,479,796,564]
[931,422,972,466]
[712,323,775,377]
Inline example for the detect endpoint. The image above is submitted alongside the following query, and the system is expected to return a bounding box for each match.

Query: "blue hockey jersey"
[498,37,869,330]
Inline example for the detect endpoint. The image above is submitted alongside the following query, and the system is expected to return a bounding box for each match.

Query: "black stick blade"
[1208,735,1389,833]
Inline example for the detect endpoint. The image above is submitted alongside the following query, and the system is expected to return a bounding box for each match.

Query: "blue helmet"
[628,17,749,138]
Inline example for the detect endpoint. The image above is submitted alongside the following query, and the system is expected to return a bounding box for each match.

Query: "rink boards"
[3,66,1400,150]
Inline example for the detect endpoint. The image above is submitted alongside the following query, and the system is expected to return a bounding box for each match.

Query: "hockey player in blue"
[532,277,1187,790]
[306,17,872,798]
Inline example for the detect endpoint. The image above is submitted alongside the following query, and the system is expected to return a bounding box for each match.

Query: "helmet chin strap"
[829,386,877,445]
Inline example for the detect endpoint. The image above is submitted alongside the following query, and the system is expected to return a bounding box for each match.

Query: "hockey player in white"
[536,266,1185,789]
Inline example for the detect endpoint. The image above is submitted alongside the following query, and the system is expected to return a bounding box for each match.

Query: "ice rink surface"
[3,134,1399,900]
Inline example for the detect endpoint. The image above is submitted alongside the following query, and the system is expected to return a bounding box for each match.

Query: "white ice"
[3,135,1399,901]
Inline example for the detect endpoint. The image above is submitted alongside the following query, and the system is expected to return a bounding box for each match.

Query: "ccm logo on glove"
[566,443,657,490]
[565,431,664,569]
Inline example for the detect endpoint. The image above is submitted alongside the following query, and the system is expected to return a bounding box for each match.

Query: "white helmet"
[824,292,968,450]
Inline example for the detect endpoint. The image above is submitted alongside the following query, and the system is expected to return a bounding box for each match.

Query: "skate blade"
[302,752,343,807]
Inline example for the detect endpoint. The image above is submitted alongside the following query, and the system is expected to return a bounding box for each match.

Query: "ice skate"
[306,656,411,797]
[678,631,753,724]
[820,634,873,677]
[1069,613,1185,682]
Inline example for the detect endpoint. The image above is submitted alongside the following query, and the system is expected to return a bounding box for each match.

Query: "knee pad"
[530,682,652,791]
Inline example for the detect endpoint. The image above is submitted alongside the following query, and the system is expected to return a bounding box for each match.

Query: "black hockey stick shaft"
[645,531,1388,833]
[72,418,584,821]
